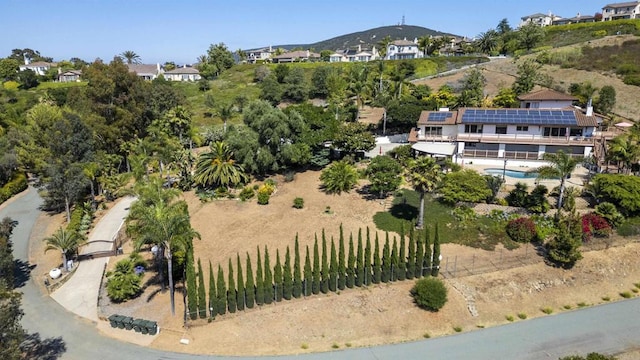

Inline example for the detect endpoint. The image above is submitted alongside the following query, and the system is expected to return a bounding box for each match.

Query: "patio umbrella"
[615,121,634,128]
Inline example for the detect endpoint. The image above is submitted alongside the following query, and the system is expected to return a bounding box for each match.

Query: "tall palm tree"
[377,35,392,59]
[417,35,433,57]
[407,156,443,229]
[535,151,582,211]
[194,141,247,190]
[120,50,141,64]
[44,227,86,272]
[607,134,640,174]
[475,29,499,55]
[126,184,200,315]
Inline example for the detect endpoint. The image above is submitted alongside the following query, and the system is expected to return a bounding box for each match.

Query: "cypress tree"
[255,246,264,306]
[321,230,329,293]
[208,261,216,319]
[390,237,398,281]
[355,229,364,287]
[264,246,274,304]
[283,247,293,300]
[236,254,245,311]
[197,258,207,318]
[364,228,372,286]
[304,245,312,296]
[406,226,415,280]
[372,232,381,284]
[312,235,320,294]
[293,235,302,298]
[381,233,390,283]
[186,252,198,320]
[329,237,338,292]
[415,234,424,278]
[346,233,355,288]
[397,229,407,281]
[216,264,226,315]
[274,249,283,302]
[338,225,346,290]
[245,253,255,309]
[424,226,432,277]
[227,259,237,313]
[431,222,441,277]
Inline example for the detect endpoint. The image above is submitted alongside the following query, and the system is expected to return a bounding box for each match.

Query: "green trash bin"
[139,320,149,335]
[132,318,145,333]
[107,314,122,328]
[121,316,134,330]
[146,320,158,335]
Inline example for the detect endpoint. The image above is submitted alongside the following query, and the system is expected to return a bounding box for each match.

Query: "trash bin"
[132,318,145,333]
[121,316,134,330]
[139,320,149,335]
[108,314,122,328]
[146,320,158,335]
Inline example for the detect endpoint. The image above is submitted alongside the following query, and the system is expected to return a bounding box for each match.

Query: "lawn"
[373,189,514,250]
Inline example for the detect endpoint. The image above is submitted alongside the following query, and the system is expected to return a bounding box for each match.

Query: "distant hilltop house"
[19,58,56,76]
[408,88,611,167]
[385,38,423,60]
[553,13,599,25]
[126,63,163,80]
[246,47,274,63]
[164,66,201,82]
[602,1,640,21]
[271,50,321,63]
[57,69,82,83]
[519,12,562,27]
[329,45,379,63]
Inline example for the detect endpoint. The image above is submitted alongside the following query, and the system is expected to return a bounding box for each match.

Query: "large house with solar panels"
[409,89,604,166]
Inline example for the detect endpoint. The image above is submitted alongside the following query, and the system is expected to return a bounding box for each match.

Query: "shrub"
[106,258,142,302]
[453,326,462,333]
[505,217,538,243]
[2,81,20,90]
[411,278,448,311]
[239,186,255,201]
[0,172,28,205]
[592,30,608,38]
[577,302,588,308]
[541,307,553,314]
[581,213,611,242]
[257,191,270,205]
[293,197,304,209]
[505,315,514,322]
[517,313,527,319]
[594,202,624,228]
[617,217,640,237]
[602,296,610,302]
[620,291,632,298]
[623,74,640,86]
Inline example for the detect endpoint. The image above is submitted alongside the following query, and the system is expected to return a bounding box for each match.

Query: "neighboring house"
[519,12,561,27]
[385,39,422,60]
[517,89,578,109]
[329,45,379,62]
[58,69,82,82]
[126,63,163,80]
[602,1,640,21]
[553,13,598,25]
[271,50,320,63]
[246,47,273,63]
[19,60,56,76]
[164,66,201,81]
[408,89,608,166]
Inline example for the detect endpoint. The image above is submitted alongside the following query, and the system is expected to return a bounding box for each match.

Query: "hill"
[271,24,459,51]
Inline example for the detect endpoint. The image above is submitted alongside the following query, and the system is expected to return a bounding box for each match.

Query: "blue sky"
[1,0,609,64]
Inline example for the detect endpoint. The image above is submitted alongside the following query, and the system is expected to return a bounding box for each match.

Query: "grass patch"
[423,333,431,339]
[541,307,553,314]
[345,343,352,348]
[563,304,572,310]
[505,315,514,322]
[331,343,340,349]
[517,313,527,320]
[632,288,639,293]
[373,189,509,250]
[453,326,462,333]
[634,283,640,289]
[301,343,309,349]
[620,291,633,298]
[476,324,485,329]
[577,302,588,308]
[602,296,611,302]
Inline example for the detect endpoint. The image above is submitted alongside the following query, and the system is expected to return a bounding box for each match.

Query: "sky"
[0,0,610,65]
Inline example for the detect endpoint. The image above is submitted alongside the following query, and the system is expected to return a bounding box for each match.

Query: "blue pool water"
[484,168,539,179]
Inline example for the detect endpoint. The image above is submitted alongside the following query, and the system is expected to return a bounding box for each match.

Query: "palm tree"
[475,29,499,55]
[83,162,101,210]
[126,184,200,315]
[320,160,359,194]
[607,134,640,174]
[417,35,433,57]
[389,65,409,99]
[535,151,582,212]
[377,35,392,59]
[217,103,234,133]
[194,141,247,190]
[120,50,141,64]
[44,227,86,272]
[407,156,443,229]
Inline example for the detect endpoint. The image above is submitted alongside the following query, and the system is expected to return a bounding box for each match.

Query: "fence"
[439,244,540,279]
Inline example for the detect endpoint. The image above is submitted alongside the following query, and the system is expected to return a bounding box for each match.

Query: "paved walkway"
[50,196,135,322]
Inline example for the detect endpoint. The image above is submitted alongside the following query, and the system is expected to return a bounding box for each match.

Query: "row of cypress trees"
[185,223,441,320]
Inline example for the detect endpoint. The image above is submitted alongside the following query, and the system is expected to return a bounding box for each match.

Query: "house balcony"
[463,149,584,160]
[456,133,596,146]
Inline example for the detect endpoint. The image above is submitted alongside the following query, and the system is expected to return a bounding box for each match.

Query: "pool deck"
[465,164,589,190]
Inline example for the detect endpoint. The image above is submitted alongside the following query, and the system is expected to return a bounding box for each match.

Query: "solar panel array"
[427,112,453,122]
[461,109,578,125]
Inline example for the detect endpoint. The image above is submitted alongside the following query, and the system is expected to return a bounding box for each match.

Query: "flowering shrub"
[506,217,538,243]
[581,212,611,242]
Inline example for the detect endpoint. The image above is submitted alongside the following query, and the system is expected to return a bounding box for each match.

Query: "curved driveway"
[3,187,639,360]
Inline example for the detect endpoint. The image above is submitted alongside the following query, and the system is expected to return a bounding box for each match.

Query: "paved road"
[3,187,639,360]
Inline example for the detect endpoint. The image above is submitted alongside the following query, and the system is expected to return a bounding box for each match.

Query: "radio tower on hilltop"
[402,15,405,25]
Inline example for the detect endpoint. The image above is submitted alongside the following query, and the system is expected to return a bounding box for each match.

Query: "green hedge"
[0,173,28,205]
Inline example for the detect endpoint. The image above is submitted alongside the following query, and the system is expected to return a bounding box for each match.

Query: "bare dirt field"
[50,170,638,357]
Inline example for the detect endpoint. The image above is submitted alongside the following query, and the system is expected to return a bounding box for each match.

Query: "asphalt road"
[3,187,639,360]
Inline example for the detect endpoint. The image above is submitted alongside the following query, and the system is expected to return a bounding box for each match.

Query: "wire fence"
[439,245,540,279]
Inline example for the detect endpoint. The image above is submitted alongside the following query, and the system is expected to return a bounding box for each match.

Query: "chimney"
[414,37,418,43]
[577,12,581,18]
[157,63,161,72]
[306,50,310,57]
[23,54,30,65]
[269,45,272,52]
[357,44,361,52]
[586,98,593,116]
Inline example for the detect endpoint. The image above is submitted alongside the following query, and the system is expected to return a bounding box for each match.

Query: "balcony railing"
[463,149,584,160]
[455,133,595,145]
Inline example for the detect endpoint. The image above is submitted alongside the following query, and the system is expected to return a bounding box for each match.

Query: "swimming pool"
[484,168,539,179]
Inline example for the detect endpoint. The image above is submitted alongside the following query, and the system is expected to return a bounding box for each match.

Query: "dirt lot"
[36,170,634,357]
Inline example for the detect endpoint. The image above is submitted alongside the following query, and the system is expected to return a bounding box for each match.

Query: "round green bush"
[506,217,538,243]
[411,278,448,311]
[293,197,304,209]
[257,191,270,205]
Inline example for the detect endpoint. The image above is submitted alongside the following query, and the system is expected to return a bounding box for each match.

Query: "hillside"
[272,25,458,51]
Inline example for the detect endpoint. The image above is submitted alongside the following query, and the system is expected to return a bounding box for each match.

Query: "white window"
[516,126,529,131]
